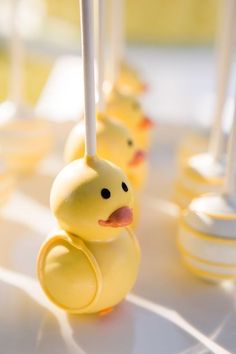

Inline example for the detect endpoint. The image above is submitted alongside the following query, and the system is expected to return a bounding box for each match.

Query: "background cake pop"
[37,0,140,314]
[102,0,153,151]
[65,0,147,190]
[108,0,146,96]
[174,0,235,208]
[106,88,153,150]
[64,113,147,189]
[178,91,236,282]
[0,158,15,206]
[0,0,52,175]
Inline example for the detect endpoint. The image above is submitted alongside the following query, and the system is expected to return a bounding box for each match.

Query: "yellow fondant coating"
[38,157,140,313]
[106,89,152,150]
[116,61,146,96]
[64,113,147,191]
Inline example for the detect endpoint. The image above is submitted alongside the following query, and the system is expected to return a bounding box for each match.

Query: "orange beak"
[139,116,154,129]
[98,207,133,227]
[128,150,146,167]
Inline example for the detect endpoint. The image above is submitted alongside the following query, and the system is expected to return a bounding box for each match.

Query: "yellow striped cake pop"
[0,0,53,174]
[174,0,235,208]
[178,76,236,282]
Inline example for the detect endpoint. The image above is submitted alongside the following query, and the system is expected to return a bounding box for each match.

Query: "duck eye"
[122,182,128,192]
[127,139,133,147]
[101,188,111,199]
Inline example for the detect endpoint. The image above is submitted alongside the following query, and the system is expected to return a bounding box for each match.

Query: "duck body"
[38,227,140,314]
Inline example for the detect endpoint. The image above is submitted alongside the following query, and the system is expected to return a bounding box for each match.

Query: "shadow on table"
[134,194,235,349]
[0,216,44,277]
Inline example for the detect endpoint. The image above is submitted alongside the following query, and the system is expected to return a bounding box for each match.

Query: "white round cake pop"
[175,0,235,208]
[0,0,52,175]
[178,88,236,282]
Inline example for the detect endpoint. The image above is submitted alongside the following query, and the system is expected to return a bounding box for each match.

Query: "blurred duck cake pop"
[64,113,147,190]
[116,61,147,96]
[37,0,140,314]
[65,0,146,190]
[0,0,52,175]
[106,88,153,150]
[178,104,236,282]
[105,0,153,150]
[174,0,235,208]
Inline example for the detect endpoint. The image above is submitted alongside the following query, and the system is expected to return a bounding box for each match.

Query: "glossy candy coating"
[106,89,153,150]
[174,153,225,208]
[116,61,147,96]
[0,102,52,174]
[38,156,140,313]
[178,193,236,282]
[64,112,147,190]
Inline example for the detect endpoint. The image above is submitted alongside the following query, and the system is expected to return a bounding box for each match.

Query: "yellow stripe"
[178,241,236,268]
[194,210,236,220]
[183,259,236,280]
[182,167,223,186]
[180,219,236,244]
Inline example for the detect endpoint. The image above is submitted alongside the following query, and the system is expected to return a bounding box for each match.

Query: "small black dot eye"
[122,182,128,192]
[101,188,111,199]
[127,139,133,147]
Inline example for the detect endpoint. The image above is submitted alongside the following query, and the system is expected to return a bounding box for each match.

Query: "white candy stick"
[224,94,236,197]
[95,0,105,112]
[9,0,24,106]
[108,0,121,85]
[208,0,236,161]
[79,0,96,157]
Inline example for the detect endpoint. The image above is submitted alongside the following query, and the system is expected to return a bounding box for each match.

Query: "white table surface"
[1,48,236,354]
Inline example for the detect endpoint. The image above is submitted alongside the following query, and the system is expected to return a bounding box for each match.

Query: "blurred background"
[0,0,225,127]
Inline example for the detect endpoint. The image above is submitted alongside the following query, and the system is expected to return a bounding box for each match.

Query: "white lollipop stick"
[95,0,105,112]
[9,0,24,106]
[224,94,236,197]
[108,0,122,85]
[208,0,236,161]
[79,0,96,157]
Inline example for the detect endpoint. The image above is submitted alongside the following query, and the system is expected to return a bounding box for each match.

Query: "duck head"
[51,156,134,242]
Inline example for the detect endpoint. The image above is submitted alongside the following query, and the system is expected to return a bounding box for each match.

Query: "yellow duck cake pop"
[64,112,147,190]
[0,102,52,174]
[116,61,147,96]
[106,88,153,150]
[37,156,140,314]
